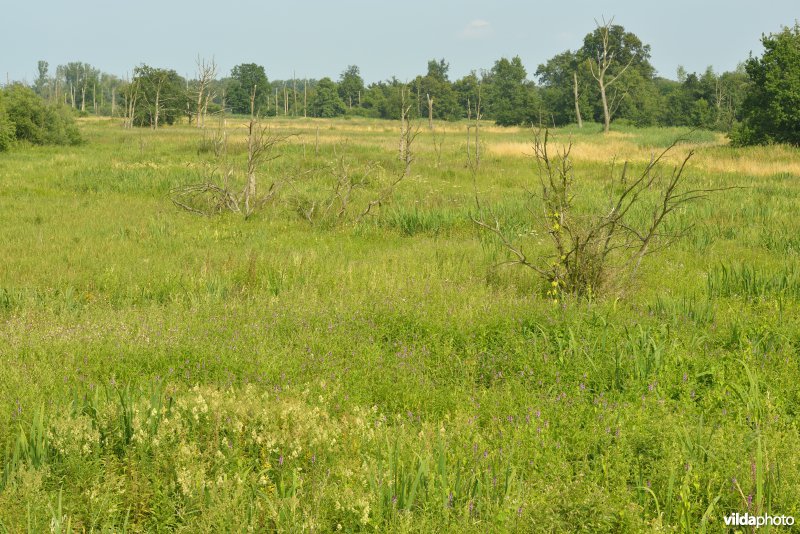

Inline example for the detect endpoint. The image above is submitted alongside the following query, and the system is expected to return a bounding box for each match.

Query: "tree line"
[3,20,799,146]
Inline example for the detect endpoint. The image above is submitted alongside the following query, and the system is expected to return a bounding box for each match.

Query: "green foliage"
[733,23,800,146]
[414,59,462,121]
[310,77,345,117]
[132,65,189,127]
[0,93,14,152]
[0,118,798,531]
[227,63,270,115]
[486,56,537,126]
[536,51,590,126]
[338,65,364,109]
[0,84,81,147]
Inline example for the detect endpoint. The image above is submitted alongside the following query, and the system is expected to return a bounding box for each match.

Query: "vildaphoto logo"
[724,513,795,528]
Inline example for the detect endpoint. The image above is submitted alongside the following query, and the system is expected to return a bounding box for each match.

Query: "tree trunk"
[153,86,161,129]
[293,74,297,117]
[573,71,583,128]
[599,79,610,133]
[426,93,433,130]
[475,84,481,168]
[245,86,258,219]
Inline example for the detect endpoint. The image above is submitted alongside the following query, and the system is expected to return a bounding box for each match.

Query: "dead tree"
[195,56,217,128]
[399,86,420,177]
[426,93,434,130]
[466,85,482,170]
[294,145,407,226]
[243,85,285,218]
[573,72,583,128]
[587,18,635,133]
[172,86,291,218]
[472,130,734,296]
[124,79,139,129]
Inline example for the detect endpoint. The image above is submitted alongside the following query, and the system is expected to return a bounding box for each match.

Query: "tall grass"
[0,117,798,531]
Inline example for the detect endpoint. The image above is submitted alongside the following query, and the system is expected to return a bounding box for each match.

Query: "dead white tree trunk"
[587,18,635,133]
[245,85,258,218]
[399,86,418,177]
[573,71,583,128]
[475,83,481,168]
[195,56,217,128]
[426,93,434,130]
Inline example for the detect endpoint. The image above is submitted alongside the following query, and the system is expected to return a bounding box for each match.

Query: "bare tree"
[123,78,139,129]
[293,144,408,226]
[243,85,286,218]
[466,84,482,170]
[426,93,434,130]
[171,85,292,218]
[573,72,583,128]
[399,85,420,177]
[587,18,635,133]
[473,130,733,297]
[194,56,217,129]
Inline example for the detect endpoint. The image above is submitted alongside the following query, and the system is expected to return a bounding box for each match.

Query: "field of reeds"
[0,116,798,532]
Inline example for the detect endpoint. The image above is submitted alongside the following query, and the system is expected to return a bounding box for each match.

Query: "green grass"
[0,117,798,532]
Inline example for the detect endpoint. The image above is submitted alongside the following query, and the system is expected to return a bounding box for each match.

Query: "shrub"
[0,92,13,151]
[473,130,726,299]
[732,23,800,146]
[1,84,81,148]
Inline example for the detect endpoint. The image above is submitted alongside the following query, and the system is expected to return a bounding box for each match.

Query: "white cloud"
[461,19,493,40]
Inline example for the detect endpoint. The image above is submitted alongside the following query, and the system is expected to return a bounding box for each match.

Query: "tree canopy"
[733,23,800,145]
[311,77,345,118]
[0,84,81,150]
[228,63,270,115]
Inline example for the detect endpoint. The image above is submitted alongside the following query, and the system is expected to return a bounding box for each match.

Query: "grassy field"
[0,116,798,532]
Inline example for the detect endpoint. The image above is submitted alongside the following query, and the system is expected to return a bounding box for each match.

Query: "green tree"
[228,63,270,115]
[733,23,800,145]
[310,77,345,117]
[453,71,481,118]
[536,51,591,126]
[56,62,99,111]
[2,84,81,146]
[34,61,50,99]
[579,21,656,130]
[485,56,536,126]
[132,65,188,127]
[0,91,14,151]
[338,65,364,110]
[415,59,461,121]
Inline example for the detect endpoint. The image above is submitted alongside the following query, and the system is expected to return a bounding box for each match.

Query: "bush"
[0,92,13,152]
[1,84,81,149]
[732,23,800,146]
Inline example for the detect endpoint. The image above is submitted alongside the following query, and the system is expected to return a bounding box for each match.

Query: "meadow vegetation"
[0,116,799,532]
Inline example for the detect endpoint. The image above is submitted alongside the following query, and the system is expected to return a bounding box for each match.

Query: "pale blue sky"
[2,1,797,84]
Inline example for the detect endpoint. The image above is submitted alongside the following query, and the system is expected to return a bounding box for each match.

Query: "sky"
[1,1,797,84]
